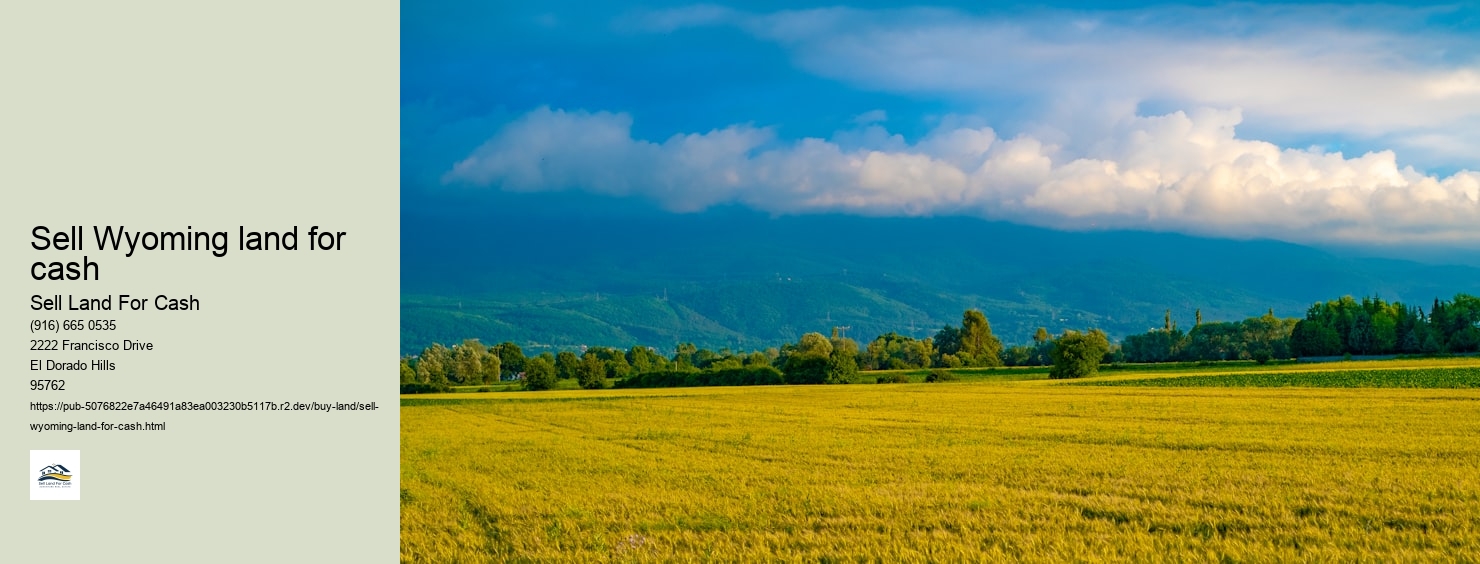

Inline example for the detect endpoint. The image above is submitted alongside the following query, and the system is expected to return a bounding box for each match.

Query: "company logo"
[38,464,73,484]
[30,450,80,500]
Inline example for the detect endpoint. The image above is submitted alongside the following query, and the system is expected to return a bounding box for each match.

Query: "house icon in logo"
[38,464,72,483]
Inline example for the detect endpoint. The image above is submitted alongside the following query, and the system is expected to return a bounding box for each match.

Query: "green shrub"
[524,357,558,391]
[616,366,786,389]
[1049,330,1111,379]
[924,369,959,383]
[783,355,829,385]
[877,373,911,384]
[399,383,449,394]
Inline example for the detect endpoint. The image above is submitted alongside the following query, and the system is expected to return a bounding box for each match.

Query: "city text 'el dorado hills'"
[31,294,200,311]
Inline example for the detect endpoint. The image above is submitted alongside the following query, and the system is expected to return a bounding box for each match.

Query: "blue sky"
[404,1,1480,250]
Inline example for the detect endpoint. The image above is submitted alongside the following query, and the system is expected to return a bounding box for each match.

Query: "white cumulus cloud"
[445,107,1480,244]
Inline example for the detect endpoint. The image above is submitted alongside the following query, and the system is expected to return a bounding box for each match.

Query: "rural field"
[401,358,1480,562]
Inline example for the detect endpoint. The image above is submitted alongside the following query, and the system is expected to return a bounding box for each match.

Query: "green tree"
[825,337,860,384]
[1401,329,1421,354]
[1451,327,1480,353]
[586,347,632,379]
[399,356,416,385]
[1291,320,1341,357]
[523,356,557,391]
[479,351,501,385]
[744,351,771,367]
[577,354,608,389]
[1448,294,1480,339]
[1372,311,1398,354]
[692,347,722,369]
[958,309,1003,367]
[932,325,961,359]
[494,341,526,378]
[673,342,699,370]
[1049,329,1110,379]
[627,345,665,373]
[1003,345,1033,366]
[416,343,451,387]
[908,338,936,368]
[781,332,835,384]
[1422,332,1442,353]
[450,339,485,384]
[1033,327,1050,345]
[1240,311,1293,360]
[1349,311,1375,355]
[797,332,834,357]
[865,332,932,370]
[1186,322,1240,361]
[706,354,744,371]
[555,351,580,380]
[1122,327,1186,363]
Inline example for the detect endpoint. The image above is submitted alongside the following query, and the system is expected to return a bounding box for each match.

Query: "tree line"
[1290,294,1480,356]
[399,293,1479,392]
[1120,309,1297,364]
[1117,294,1480,363]
[400,309,1114,392]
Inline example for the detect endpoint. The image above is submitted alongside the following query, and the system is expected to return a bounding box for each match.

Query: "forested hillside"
[402,211,1480,355]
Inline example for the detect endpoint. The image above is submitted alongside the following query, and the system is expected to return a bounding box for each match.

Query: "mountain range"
[401,207,1480,356]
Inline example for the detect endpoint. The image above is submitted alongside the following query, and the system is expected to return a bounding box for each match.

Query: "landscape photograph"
[399,1,1480,561]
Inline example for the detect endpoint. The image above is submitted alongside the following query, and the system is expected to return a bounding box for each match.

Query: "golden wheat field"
[401,360,1480,562]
